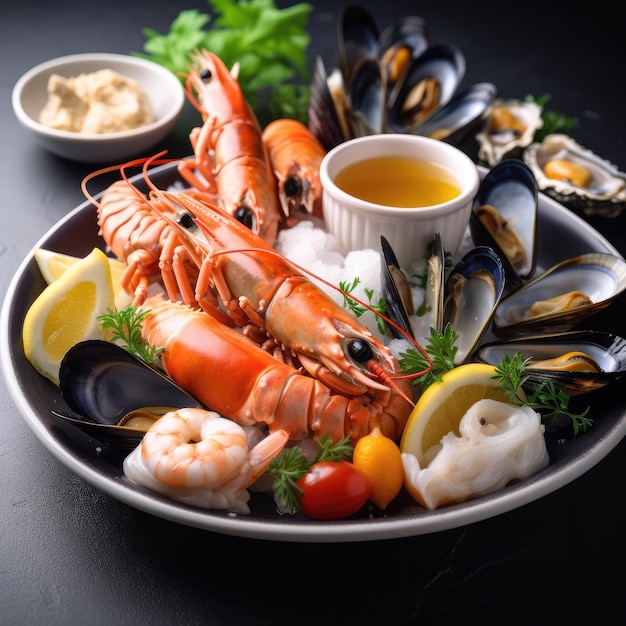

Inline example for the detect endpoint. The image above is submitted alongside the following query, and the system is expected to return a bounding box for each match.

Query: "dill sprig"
[97,306,159,365]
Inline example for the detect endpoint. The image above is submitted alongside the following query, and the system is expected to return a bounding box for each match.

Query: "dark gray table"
[2,1,626,623]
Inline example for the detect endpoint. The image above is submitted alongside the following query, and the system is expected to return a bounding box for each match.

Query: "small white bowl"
[320,134,480,269]
[12,53,185,163]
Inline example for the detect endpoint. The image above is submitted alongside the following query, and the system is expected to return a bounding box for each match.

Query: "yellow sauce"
[334,156,460,207]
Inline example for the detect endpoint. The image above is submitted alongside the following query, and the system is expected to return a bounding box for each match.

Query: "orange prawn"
[139,296,413,444]
[262,118,326,224]
[178,50,282,244]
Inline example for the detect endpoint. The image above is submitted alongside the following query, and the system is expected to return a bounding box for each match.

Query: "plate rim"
[2,161,625,543]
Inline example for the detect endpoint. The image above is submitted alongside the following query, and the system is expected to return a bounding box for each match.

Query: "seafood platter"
[3,7,626,542]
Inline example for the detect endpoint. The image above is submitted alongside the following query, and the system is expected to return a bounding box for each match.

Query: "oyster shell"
[492,252,626,336]
[475,330,626,396]
[523,134,626,217]
[476,98,543,166]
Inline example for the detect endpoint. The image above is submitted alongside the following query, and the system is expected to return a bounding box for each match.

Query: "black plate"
[2,162,626,542]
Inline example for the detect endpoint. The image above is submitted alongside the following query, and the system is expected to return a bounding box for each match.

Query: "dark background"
[2,1,625,624]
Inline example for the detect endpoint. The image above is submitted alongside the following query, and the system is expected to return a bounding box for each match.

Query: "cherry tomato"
[295,460,370,520]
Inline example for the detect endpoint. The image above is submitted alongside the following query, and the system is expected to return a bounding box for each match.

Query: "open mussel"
[469,159,538,291]
[524,134,626,217]
[442,246,506,364]
[377,15,431,89]
[410,82,497,145]
[349,57,388,136]
[386,42,466,133]
[381,233,445,340]
[492,253,626,336]
[338,4,381,84]
[380,235,416,339]
[474,331,626,396]
[309,6,488,151]
[57,340,202,451]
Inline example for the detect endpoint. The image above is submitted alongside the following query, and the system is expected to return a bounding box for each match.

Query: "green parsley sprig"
[339,277,387,335]
[97,306,160,365]
[493,352,592,435]
[398,323,459,390]
[525,93,578,142]
[269,435,352,514]
[136,0,313,125]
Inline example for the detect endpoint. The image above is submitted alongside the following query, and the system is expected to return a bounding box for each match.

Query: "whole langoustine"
[92,179,203,306]
[141,186,424,401]
[139,295,413,443]
[262,118,326,224]
[123,407,290,514]
[178,50,282,244]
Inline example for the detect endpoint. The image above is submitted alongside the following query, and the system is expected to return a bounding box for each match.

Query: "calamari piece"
[402,399,549,510]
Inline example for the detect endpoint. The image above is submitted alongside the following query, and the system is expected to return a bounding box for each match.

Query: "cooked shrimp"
[123,408,289,514]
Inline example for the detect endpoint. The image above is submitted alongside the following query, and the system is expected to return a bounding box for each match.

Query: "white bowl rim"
[320,134,480,217]
[11,52,185,141]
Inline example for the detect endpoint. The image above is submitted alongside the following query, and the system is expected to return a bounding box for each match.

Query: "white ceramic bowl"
[12,53,185,163]
[320,134,480,269]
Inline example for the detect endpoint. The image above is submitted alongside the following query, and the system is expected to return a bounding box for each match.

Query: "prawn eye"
[234,205,257,232]
[283,176,302,198]
[177,211,196,230]
[348,339,373,363]
[200,68,212,81]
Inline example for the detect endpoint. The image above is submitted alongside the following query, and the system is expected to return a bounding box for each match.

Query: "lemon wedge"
[400,363,526,468]
[34,247,131,309]
[23,247,116,385]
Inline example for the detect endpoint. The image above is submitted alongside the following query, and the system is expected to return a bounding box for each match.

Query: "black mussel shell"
[59,340,202,426]
[338,4,380,84]
[412,82,497,146]
[470,158,538,291]
[474,331,626,396]
[381,235,416,339]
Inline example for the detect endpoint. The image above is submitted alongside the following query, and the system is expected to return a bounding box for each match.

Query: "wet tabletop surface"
[2,1,626,623]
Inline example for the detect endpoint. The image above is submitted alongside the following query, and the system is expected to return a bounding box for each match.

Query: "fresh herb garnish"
[339,277,387,334]
[136,0,313,125]
[526,93,578,142]
[400,326,592,435]
[493,352,592,435]
[269,435,353,514]
[97,306,159,365]
[399,323,459,390]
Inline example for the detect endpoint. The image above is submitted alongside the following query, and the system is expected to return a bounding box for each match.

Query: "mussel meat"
[492,253,626,336]
[474,330,626,396]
